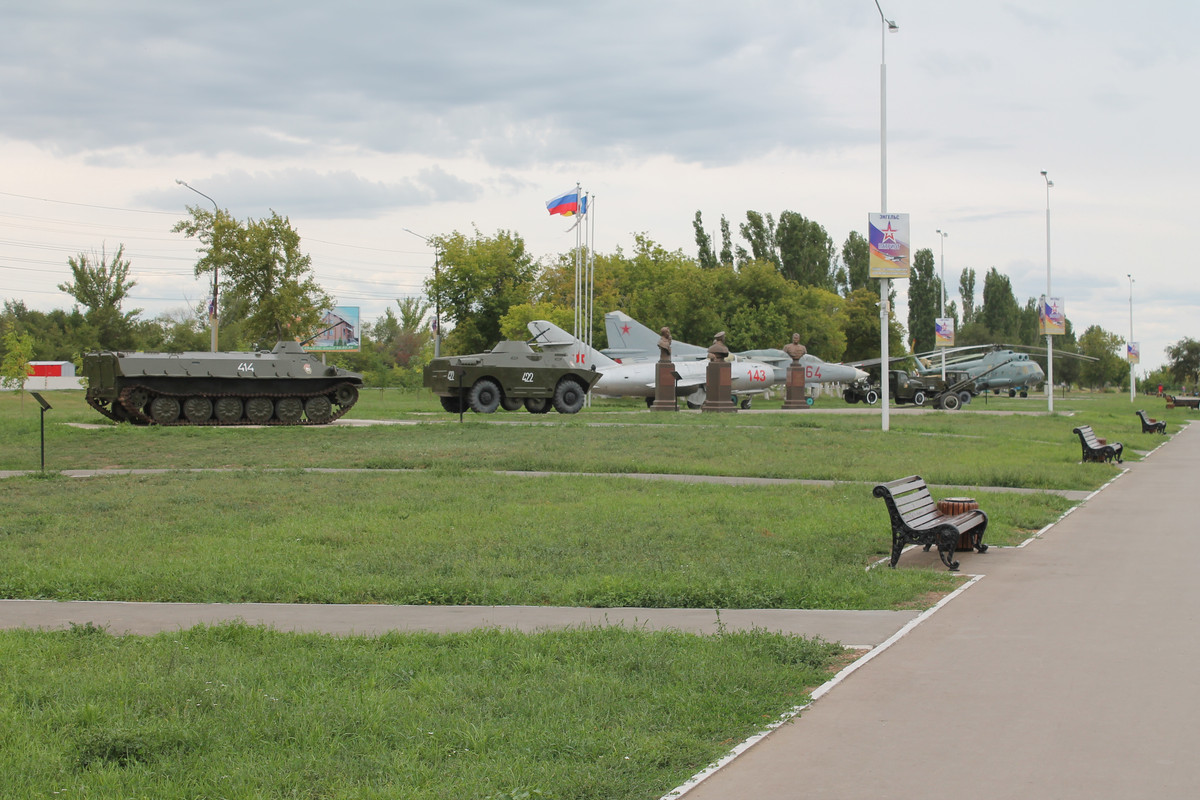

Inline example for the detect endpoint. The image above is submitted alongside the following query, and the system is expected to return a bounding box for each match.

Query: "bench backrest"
[873,475,938,524]
[1073,425,1101,446]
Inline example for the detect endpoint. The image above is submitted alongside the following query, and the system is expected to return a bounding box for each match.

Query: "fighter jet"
[602,310,869,388]
[527,319,776,408]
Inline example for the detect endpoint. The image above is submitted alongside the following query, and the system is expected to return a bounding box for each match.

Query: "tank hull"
[82,341,364,426]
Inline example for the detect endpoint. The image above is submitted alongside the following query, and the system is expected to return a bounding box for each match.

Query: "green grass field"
[0,387,1186,798]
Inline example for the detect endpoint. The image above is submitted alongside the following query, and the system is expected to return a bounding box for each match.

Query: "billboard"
[1038,295,1065,336]
[935,317,955,348]
[305,306,361,352]
[1127,342,1140,364]
[868,212,910,279]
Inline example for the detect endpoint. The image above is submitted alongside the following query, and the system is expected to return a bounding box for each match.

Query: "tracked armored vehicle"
[82,341,363,426]
[423,339,601,414]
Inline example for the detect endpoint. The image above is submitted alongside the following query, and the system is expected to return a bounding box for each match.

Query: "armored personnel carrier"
[82,341,363,426]
[423,339,601,414]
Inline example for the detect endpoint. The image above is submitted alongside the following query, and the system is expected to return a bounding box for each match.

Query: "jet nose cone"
[854,368,869,382]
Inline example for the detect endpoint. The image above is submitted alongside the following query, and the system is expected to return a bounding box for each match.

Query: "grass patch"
[0,470,1049,608]
[0,622,844,799]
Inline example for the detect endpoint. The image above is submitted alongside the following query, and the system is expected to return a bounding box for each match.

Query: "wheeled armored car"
[423,340,601,414]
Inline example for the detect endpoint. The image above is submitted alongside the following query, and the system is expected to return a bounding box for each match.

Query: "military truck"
[423,340,601,414]
[82,341,363,426]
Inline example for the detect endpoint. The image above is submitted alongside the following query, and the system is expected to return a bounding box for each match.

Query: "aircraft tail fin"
[603,310,706,360]
[528,320,618,369]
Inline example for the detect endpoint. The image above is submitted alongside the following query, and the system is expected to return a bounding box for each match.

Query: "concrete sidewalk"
[676,423,1198,799]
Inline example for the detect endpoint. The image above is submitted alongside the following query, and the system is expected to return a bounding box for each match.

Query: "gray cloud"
[139,166,479,219]
[3,2,863,167]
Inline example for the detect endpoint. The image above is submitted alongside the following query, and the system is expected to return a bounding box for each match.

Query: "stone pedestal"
[782,363,808,409]
[701,360,736,412]
[650,361,678,411]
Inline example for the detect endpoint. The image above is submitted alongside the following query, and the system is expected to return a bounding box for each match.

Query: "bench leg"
[889,532,906,568]
[934,528,960,571]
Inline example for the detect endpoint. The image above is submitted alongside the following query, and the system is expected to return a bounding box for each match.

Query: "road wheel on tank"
[500,396,524,411]
[304,395,333,423]
[214,397,243,424]
[183,396,213,423]
[912,391,926,407]
[275,397,304,424]
[246,397,274,424]
[553,378,586,413]
[440,394,465,413]
[126,387,150,412]
[524,397,551,414]
[865,389,879,405]
[939,392,962,410]
[335,384,359,406]
[469,378,502,413]
[150,396,181,424]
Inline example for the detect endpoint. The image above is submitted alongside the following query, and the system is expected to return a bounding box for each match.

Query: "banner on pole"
[1127,342,1140,364]
[1038,295,1065,336]
[868,213,911,279]
[935,317,955,347]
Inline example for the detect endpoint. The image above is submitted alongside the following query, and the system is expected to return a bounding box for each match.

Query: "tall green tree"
[174,207,332,346]
[841,231,870,295]
[841,287,905,362]
[1165,337,1200,388]
[718,215,734,268]
[738,211,779,270]
[426,227,537,355]
[1077,325,1126,389]
[906,248,941,353]
[958,267,977,324]
[692,211,719,270]
[57,244,141,350]
[775,211,836,290]
[978,267,1020,341]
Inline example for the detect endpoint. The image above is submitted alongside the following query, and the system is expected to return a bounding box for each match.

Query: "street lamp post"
[1128,273,1135,402]
[875,0,898,431]
[937,228,948,381]
[175,179,221,352]
[404,229,442,358]
[1041,171,1054,413]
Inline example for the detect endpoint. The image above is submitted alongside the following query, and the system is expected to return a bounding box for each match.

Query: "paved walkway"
[674,423,1197,799]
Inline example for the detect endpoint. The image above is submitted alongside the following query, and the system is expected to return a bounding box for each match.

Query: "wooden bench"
[1072,425,1123,463]
[873,475,988,572]
[1166,395,1200,409]
[1136,409,1166,434]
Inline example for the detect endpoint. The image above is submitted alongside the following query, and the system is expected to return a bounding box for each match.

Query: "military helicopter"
[911,344,1096,399]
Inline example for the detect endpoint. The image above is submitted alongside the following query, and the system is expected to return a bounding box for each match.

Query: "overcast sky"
[2,1,1195,372]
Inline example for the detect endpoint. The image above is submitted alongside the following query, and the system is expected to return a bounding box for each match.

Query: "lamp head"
[887,20,899,31]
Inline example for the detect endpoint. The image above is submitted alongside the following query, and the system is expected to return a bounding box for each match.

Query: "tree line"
[1,206,1195,393]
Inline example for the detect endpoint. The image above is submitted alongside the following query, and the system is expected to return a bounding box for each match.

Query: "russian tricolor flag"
[546,190,579,216]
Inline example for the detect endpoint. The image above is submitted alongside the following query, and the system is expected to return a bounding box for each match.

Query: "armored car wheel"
[304,396,333,422]
[150,396,181,424]
[469,378,502,413]
[524,397,551,414]
[246,397,274,424]
[183,396,213,423]
[214,397,243,424]
[500,396,524,411]
[275,397,304,424]
[553,378,586,414]
[440,394,466,413]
